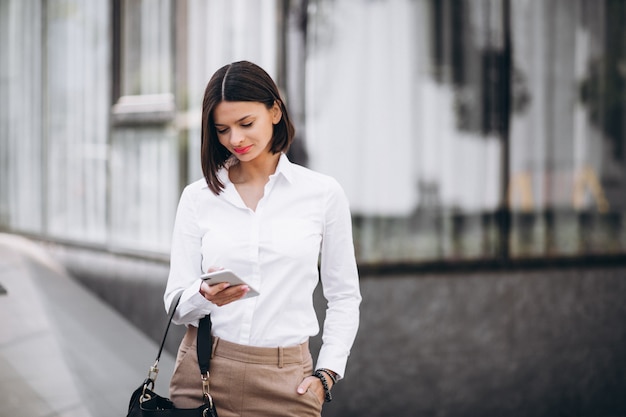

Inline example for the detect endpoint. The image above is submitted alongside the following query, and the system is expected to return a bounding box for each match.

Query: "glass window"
[119,0,172,96]
[108,0,178,253]
[509,0,626,258]
[306,0,626,265]
[112,0,175,125]
[44,0,110,243]
[0,0,44,234]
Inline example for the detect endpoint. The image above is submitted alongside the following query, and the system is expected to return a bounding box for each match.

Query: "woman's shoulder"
[288,161,342,190]
[183,177,210,194]
[179,178,218,204]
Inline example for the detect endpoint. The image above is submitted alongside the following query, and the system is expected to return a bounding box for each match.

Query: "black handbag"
[126,293,218,417]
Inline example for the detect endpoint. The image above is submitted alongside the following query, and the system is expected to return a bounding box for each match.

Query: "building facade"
[2,0,625,266]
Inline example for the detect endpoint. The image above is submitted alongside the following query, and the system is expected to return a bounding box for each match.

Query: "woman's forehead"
[213,101,267,124]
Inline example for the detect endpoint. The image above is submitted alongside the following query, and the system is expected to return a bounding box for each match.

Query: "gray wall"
[49,244,626,417]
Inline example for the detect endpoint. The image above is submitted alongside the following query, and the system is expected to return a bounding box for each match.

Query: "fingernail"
[297,387,305,394]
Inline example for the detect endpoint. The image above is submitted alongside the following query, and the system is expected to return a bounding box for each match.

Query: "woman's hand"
[199,267,250,306]
[297,375,333,404]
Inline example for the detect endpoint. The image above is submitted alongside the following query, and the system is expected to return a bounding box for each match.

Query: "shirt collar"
[215,153,295,188]
[273,153,295,184]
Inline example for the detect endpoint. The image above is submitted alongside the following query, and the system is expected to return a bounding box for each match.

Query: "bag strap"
[152,292,213,375]
[155,291,212,372]
[143,291,214,405]
[197,315,212,374]
[143,291,183,389]
[197,315,213,404]
[156,291,184,363]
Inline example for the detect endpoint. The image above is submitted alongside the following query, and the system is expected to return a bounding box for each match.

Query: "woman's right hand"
[199,267,250,306]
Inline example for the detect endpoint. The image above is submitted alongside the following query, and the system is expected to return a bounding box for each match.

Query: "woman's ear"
[271,101,283,124]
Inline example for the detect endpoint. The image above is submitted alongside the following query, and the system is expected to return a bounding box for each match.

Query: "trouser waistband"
[211,337,309,368]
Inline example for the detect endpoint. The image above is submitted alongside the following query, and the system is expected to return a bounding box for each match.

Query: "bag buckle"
[201,371,213,407]
[140,378,155,403]
[147,359,159,382]
[139,360,159,403]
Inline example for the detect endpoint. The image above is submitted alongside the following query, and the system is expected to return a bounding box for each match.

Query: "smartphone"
[200,269,260,299]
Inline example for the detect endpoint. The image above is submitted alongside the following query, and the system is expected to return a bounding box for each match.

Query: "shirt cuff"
[315,344,350,380]
[172,279,213,326]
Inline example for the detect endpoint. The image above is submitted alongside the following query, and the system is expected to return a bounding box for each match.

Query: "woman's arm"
[164,185,213,325]
[316,178,362,379]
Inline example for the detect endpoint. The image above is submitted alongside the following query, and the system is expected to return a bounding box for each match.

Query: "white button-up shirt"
[164,154,361,377]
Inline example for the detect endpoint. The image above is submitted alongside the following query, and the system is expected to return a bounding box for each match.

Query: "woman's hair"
[201,60,295,194]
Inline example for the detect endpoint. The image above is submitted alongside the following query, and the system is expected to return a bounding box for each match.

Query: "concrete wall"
[48,244,626,417]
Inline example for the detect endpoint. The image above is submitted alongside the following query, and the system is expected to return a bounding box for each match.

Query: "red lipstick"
[234,145,252,155]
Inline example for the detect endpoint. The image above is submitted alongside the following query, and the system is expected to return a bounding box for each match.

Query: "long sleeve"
[316,178,362,379]
[164,183,213,326]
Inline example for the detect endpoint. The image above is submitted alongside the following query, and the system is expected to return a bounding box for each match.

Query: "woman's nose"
[230,128,245,146]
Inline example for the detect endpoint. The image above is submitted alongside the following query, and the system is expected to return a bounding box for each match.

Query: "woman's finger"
[207,284,249,306]
[297,376,325,404]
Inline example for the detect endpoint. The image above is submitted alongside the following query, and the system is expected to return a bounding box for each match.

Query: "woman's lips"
[234,145,253,155]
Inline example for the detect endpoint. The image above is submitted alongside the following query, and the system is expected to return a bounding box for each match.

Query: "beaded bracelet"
[318,368,338,384]
[313,369,332,402]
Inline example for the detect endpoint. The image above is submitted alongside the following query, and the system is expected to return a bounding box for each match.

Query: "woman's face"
[213,100,282,162]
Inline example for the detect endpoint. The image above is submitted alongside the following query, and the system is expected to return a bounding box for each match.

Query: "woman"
[164,61,361,417]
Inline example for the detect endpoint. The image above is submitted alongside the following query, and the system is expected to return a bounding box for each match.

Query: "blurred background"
[1,0,625,416]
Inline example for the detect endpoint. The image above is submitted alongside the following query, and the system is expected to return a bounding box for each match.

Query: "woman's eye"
[216,128,228,134]
[241,122,253,128]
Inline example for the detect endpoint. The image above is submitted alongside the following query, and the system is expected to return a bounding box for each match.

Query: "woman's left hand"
[297,375,331,404]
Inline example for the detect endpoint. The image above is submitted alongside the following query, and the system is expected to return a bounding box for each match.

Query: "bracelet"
[313,370,332,402]
[318,368,338,384]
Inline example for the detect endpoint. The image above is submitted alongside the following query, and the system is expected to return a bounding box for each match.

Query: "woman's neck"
[228,152,281,211]
[229,152,281,185]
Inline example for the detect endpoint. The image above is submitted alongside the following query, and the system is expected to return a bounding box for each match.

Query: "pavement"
[0,234,176,417]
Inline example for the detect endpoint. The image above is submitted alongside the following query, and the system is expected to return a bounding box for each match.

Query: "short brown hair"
[200,61,295,194]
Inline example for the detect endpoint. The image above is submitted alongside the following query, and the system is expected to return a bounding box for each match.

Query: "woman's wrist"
[317,368,338,385]
[313,369,334,402]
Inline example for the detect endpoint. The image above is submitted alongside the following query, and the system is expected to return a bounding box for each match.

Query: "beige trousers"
[170,326,322,417]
